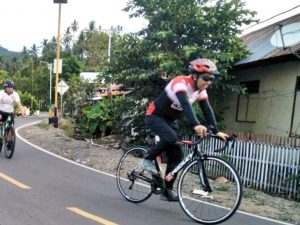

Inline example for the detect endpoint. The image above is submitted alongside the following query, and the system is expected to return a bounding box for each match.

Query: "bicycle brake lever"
[226,134,237,142]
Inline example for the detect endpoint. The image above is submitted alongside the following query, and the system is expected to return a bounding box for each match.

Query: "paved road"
[0,116,294,225]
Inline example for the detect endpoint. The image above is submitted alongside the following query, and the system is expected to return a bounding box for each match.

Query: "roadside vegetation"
[0,0,257,142]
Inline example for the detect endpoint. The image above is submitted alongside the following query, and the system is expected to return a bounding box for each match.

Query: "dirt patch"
[18,123,300,224]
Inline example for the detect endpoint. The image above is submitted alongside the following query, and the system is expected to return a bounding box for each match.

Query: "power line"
[242,4,300,31]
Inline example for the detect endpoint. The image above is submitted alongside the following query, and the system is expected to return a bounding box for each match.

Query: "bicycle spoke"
[4,126,15,159]
[116,146,153,203]
[178,157,242,224]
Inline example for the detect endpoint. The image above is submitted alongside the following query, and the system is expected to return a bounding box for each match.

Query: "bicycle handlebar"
[178,133,237,153]
[211,133,237,152]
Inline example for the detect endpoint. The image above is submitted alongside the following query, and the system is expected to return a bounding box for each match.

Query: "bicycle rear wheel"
[178,156,242,224]
[116,146,153,203]
[5,126,15,159]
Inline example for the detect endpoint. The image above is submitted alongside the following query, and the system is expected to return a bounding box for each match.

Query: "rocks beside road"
[18,123,124,175]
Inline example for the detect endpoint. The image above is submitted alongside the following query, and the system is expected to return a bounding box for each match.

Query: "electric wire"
[242,4,300,31]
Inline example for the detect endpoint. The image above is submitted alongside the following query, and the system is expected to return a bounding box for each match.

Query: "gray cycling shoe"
[160,189,179,202]
[142,159,157,174]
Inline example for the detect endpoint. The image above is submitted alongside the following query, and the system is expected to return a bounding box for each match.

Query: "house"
[80,72,133,100]
[223,13,300,138]
[80,72,100,83]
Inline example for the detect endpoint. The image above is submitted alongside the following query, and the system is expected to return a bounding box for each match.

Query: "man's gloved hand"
[194,124,207,138]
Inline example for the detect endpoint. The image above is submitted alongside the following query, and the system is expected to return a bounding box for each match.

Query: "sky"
[0,0,300,52]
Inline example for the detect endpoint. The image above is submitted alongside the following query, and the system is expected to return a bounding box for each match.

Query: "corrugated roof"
[237,13,300,65]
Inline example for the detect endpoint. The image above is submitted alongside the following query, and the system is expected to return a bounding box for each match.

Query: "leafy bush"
[60,118,76,138]
[80,96,123,138]
[19,91,39,112]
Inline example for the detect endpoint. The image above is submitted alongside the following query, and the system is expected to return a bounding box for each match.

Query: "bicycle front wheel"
[116,146,153,203]
[178,156,242,224]
[5,126,15,159]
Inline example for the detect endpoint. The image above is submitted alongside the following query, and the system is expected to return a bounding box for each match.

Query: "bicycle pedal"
[192,189,214,199]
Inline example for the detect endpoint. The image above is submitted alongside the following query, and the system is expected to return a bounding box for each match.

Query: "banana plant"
[81,96,123,137]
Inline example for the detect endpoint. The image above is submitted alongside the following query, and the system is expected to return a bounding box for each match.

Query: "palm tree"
[40,39,56,61]
[21,46,29,63]
[62,27,73,51]
[41,39,49,57]
[0,56,6,70]
[9,57,20,76]
[72,31,87,59]
[88,20,96,33]
[28,44,40,59]
[85,20,97,39]
[50,36,57,51]
[71,20,79,32]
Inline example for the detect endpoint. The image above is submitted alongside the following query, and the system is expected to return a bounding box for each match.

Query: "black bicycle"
[0,114,16,159]
[116,133,242,224]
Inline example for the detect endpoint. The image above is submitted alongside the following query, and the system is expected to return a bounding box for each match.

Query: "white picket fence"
[181,135,300,200]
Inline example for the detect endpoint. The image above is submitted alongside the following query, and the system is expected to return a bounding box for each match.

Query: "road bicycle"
[0,114,16,159]
[116,133,242,224]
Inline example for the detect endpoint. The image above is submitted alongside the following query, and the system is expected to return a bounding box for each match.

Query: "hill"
[0,45,20,61]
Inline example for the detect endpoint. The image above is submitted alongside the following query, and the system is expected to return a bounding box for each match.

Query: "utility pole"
[99,25,122,99]
[53,0,68,127]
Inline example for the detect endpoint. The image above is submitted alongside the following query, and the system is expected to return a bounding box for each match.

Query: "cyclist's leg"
[10,113,15,124]
[145,115,178,159]
[165,143,183,187]
[164,120,183,181]
[143,115,178,174]
[0,111,8,138]
[147,120,182,201]
[6,127,13,146]
[0,111,8,123]
[158,142,183,201]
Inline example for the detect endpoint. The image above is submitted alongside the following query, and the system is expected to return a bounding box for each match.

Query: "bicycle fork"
[197,158,213,192]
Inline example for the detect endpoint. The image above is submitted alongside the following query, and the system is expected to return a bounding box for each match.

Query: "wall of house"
[223,60,300,137]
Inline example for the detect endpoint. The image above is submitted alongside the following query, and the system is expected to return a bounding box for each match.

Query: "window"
[236,80,260,123]
[290,77,300,137]
[296,76,300,91]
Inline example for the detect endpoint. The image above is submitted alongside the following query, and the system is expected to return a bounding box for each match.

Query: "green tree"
[0,69,9,81]
[80,96,123,138]
[19,91,39,112]
[60,55,82,81]
[40,39,56,62]
[72,31,87,59]
[62,75,90,118]
[105,0,256,140]
[62,27,73,52]
[0,56,7,70]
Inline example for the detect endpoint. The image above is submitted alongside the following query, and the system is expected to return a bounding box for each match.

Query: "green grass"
[255,199,267,206]
[36,120,49,130]
[59,118,76,138]
[243,190,256,198]
[215,185,230,192]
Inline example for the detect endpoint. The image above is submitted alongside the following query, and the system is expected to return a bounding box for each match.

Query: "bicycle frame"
[165,150,194,181]
[165,134,235,189]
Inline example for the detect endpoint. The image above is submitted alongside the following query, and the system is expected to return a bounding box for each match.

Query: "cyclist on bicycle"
[0,80,25,125]
[143,58,229,201]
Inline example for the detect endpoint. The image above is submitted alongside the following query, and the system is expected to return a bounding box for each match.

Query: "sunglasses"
[201,76,215,82]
